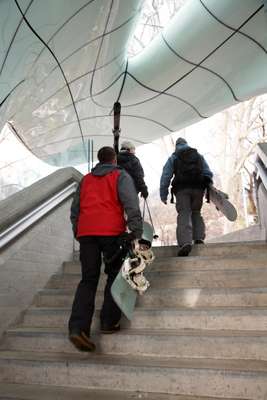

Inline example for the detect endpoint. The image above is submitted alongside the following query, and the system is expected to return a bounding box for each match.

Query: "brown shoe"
[69,330,96,352]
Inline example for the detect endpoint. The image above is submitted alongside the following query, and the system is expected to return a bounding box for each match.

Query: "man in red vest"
[68,146,143,351]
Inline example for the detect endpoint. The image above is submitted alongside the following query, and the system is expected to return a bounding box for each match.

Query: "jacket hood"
[118,151,135,160]
[175,142,189,153]
[91,163,120,176]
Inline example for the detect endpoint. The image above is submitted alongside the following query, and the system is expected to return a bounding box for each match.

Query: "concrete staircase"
[1,242,267,399]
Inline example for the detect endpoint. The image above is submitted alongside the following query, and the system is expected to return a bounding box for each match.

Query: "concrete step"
[36,287,267,309]
[20,307,267,331]
[0,351,267,399]
[0,383,229,400]
[4,327,267,361]
[152,241,267,258]
[72,241,267,261]
[46,268,267,290]
[63,255,267,274]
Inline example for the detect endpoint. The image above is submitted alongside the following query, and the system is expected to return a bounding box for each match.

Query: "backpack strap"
[170,156,178,195]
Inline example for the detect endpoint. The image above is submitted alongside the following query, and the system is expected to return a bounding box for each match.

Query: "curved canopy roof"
[0,0,266,166]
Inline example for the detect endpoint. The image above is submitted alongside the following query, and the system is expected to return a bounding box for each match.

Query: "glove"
[119,232,136,244]
[204,176,213,187]
[141,188,148,199]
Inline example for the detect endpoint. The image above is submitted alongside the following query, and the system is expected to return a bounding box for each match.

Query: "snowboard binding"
[111,205,157,320]
[121,240,154,294]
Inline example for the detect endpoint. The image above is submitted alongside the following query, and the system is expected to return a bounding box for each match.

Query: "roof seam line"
[89,0,114,109]
[161,34,240,102]
[121,4,263,110]
[13,0,87,158]
[0,0,34,77]
[125,71,207,119]
[199,0,267,54]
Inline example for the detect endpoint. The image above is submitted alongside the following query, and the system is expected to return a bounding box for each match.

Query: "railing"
[254,143,267,241]
[0,167,82,250]
[0,183,77,249]
[255,143,267,190]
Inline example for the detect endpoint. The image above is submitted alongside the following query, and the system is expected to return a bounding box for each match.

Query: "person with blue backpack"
[160,137,213,256]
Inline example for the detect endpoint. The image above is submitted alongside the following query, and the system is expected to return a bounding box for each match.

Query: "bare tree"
[128,0,188,58]
[210,94,267,232]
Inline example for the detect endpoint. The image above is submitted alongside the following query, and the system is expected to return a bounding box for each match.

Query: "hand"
[141,188,148,199]
[204,176,213,186]
[119,232,136,243]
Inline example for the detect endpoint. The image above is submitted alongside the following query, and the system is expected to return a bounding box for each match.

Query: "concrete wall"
[0,199,74,338]
[208,224,266,243]
[0,167,82,338]
[0,167,81,232]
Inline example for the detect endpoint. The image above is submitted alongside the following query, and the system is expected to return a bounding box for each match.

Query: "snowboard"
[209,186,237,222]
[111,269,137,320]
[111,221,154,320]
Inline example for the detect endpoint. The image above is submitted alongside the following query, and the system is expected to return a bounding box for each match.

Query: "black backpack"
[172,147,204,190]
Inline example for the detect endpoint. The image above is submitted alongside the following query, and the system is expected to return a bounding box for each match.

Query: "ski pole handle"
[113,102,121,132]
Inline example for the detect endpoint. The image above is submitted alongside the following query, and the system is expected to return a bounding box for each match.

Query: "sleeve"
[70,182,81,237]
[160,155,175,202]
[132,158,148,196]
[202,156,213,179]
[117,170,143,239]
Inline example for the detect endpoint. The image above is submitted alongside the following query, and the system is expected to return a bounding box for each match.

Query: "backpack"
[171,147,204,191]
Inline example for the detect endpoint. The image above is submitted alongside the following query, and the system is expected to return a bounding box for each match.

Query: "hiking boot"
[69,329,96,352]
[194,239,204,245]
[177,243,192,257]
[101,322,120,334]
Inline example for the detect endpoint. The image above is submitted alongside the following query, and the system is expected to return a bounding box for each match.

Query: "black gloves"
[204,176,213,187]
[105,232,136,264]
[115,232,136,255]
[118,232,136,245]
[141,188,148,199]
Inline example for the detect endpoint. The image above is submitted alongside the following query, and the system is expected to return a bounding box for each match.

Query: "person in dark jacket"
[160,138,213,257]
[117,140,148,199]
[69,146,143,352]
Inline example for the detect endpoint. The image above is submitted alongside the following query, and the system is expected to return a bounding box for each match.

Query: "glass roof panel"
[0,0,266,166]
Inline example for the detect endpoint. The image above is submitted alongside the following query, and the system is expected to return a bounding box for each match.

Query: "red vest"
[77,170,126,237]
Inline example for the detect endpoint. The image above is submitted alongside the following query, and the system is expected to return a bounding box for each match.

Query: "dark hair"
[97,146,116,163]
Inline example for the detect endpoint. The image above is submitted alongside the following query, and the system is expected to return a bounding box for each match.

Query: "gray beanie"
[176,137,187,145]
[120,140,135,151]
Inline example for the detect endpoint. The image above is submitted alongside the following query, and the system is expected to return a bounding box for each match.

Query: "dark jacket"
[117,150,148,198]
[160,143,213,203]
[70,163,143,239]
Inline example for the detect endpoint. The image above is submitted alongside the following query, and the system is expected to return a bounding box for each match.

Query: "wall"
[0,199,74,338]
[0,167,82,338]
[208,224,266,243]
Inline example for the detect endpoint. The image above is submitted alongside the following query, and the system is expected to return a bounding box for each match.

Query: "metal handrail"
[0,182,77,249]
[257,145,267,171]
[255,160,267,191]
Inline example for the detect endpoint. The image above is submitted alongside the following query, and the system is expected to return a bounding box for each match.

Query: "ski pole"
[113,101,121,155]
[144,199,158,239]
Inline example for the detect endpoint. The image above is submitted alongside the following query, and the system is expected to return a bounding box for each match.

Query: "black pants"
[68,236,124,335]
